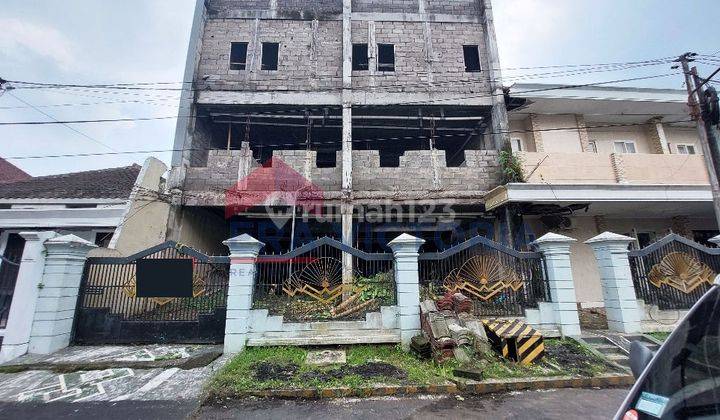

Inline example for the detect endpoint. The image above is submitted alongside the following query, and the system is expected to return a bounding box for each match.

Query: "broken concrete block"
[305,350,346,367]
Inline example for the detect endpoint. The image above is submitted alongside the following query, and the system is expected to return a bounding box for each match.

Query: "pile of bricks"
[417,293,490,363]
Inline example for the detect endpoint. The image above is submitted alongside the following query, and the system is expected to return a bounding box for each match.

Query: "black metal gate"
[253,237,396,322]
[629,234,720,310]
[419,235,550,317]
[72,242,230,345]
[0,233,25,329]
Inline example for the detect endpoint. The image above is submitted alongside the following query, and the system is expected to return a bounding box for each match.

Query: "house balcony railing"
[518,151,710,185]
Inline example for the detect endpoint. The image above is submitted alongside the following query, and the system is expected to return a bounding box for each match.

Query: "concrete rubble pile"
[417,292,491,363]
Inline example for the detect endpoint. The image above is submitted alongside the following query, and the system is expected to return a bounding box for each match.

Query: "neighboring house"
[0,158,31,184]
[0,158,168,330]
[486,83,715,307]
[162,0,510,254]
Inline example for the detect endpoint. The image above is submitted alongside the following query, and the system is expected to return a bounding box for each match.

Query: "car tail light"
[623,409,639,420]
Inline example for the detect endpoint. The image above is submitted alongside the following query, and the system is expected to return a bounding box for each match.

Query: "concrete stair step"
[582,336,614,345]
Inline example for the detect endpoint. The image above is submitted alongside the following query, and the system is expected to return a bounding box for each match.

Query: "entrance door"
[0,234,25,329]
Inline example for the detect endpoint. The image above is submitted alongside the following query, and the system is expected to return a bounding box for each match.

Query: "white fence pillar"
[532,233,581,336]
[0,232,57,363]
[388,233,425,348]
[29,235,96,354]
[586,232,642,334]
[223,233,264,354]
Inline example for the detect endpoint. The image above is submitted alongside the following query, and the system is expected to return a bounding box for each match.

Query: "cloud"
[0,18,76,70]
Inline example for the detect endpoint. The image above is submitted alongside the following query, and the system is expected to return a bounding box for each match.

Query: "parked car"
[615,284,720,419]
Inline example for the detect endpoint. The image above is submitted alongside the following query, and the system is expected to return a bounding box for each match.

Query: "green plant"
[355,272,394,305]
[499,149,525,184]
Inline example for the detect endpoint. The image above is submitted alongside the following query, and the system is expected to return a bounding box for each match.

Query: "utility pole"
[676,53,720,228]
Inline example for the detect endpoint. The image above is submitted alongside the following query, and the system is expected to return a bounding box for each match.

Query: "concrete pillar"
[481,0,510,150]
[610,153,628,184]
[29,235,97,355]
[585,232,642,334]
[388,233,425,348]
[529,115,545,152]
[576,115,593,153]
[0,232,57,363]
[531,233,581,336]
[646,117,670,154]
[223,233,265,354]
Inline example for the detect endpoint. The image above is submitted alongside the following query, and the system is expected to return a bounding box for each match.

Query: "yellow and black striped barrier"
[482,318,544,365]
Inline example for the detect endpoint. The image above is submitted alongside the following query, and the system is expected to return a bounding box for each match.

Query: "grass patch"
[207,339,616,398]
[647,331,671,342]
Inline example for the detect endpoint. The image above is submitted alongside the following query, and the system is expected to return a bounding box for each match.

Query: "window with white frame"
[613,141,637,154]
[676,144,697,155]
[588,140,598,153]
[510,138,523,152]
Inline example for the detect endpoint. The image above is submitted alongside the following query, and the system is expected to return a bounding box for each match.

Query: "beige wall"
[588,125,653,154]
[509,120,536,152]
[519,152,617,184]
[622,154,709,185]
[534,115,583,153]
[665,127,702,155]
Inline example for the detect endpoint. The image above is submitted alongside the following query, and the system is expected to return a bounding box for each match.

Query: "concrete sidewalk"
[0,345,227,414]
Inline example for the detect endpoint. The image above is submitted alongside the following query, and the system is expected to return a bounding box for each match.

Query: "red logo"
[225,157,324,223]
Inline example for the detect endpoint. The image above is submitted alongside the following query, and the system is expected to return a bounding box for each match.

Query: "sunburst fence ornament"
[283,257,360,304]
[647,252,715,294]
[122,267,207,306]
[443,255,525,301]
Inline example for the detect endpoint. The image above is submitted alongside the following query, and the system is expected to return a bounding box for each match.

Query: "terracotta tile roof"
[0,164,141,200]
[0,158,31,184]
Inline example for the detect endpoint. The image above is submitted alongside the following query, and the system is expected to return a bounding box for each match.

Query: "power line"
[0,72,681,126]
[2,118,693,161]
[7,92,119,152]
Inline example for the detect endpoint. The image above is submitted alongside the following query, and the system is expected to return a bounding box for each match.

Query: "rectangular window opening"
[463,45,482,72]
[614,141,637,154]
[377,44,395,72]
[510,138,523,153]
[261,42,279,71]
[352,44,369,71]
[677,144,697,155]
[230,42,248,70]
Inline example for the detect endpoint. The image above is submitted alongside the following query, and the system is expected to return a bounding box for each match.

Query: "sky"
[1,0,718,176]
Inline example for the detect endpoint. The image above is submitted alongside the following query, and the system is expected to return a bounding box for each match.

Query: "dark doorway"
[0,233,25,329]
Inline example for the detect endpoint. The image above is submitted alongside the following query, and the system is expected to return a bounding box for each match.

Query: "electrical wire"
[0,72,682,126]
[1,118,694,161]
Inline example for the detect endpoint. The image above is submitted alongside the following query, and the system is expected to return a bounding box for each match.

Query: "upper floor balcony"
[519,151,709,186]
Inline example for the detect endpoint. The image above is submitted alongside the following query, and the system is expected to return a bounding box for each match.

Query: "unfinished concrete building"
[166,0,509,253]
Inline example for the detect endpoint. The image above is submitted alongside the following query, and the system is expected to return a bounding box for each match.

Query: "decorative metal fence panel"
[419,236,550,317]
[254,237,396,322]
[629,234,720,310]
[73,242,230,345]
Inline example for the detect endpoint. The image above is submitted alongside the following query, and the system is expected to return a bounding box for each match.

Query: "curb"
[208,373,633,400]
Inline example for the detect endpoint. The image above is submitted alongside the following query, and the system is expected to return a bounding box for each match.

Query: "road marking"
[112,368,179,402]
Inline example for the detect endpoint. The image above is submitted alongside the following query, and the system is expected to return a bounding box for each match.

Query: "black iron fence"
[73,242,230,345]
[419,235,550,317]
[629,234,719,310]
[254,237,396,322]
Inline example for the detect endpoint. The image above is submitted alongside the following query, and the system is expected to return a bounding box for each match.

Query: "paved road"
[0,387,629,419]
[199,388,630,420]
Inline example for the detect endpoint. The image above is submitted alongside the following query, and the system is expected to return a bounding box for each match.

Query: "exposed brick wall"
[277,0,343,16]
[198,19,343,91]
[425,0,480,15]
[352,0,419,13]
[348,21,489,94]
[184,149,501,198]
[207,0,271,17]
